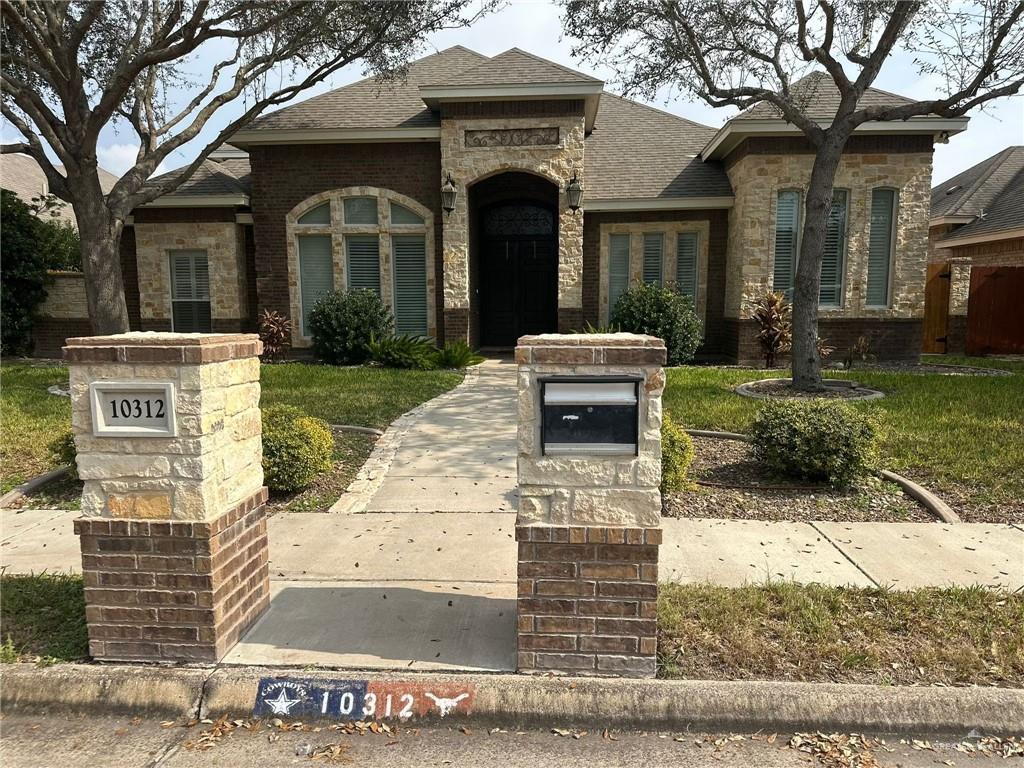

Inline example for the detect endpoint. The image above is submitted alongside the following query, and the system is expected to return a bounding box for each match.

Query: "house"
[926,146,1024,356]
[32,47,969,361]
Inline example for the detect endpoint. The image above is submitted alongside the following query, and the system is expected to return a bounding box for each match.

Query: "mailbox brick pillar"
[65,333,269,663]
[515,333,666,678]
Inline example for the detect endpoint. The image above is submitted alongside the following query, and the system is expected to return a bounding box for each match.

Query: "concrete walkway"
[3,360,1023,672]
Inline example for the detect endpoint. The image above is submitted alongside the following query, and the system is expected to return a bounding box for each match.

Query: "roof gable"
[427,48,601,87]
[735,71,916,122]
[931,146,1024,219]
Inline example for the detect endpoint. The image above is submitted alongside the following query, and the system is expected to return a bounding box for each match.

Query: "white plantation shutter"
[298,235,334,336]
[346,235,381,294]
[608,234,630,315]
[642,233,663,285]
[392,235,428,335]
[773,190,801,297]
[676,232,698,299]
[819,190,848,306]
[867,189,896,306]
[169,251,211,333]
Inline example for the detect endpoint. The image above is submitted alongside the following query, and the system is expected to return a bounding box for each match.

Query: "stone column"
[515,333,665,678]
[65,333,269,663]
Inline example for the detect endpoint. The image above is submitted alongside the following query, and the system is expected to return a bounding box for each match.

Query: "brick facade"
[724,317,924,364]
[516,526,659,677]
[249,143,445,342]
[75,487,269,663]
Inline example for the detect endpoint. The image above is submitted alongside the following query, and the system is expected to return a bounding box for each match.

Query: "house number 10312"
[89,382,177,438]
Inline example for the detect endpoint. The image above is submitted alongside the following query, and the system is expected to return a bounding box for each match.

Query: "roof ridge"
[602,92,714,132]
[496,47,603,83]
[945,146,1019,215]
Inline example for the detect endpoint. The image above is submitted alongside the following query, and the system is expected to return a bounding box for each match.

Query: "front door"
[480,203,558,347]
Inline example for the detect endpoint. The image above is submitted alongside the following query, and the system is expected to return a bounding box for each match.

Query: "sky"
[16,0,1024,186]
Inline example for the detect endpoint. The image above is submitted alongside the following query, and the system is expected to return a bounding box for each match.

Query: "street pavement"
[0,713,1013,768]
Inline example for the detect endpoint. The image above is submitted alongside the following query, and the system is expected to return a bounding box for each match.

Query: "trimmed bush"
[751,399,879,488]
[48,430,78,480]
[308,289,393,365]
[261,404,333,493]
[367,333,438,370]
[611,283,703,365]
[661,410,695,494]
[434,340,484,369]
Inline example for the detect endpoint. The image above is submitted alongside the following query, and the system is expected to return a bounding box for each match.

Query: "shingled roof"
[585,94,731,200]
[145,152,251,203]
[734,71,916,122]
[425,48,601,88]
[933,146,1024,242]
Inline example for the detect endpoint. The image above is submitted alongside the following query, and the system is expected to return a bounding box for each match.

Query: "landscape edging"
[683,429,959,523]
[0,466,71,509]
[2,664,1022,736]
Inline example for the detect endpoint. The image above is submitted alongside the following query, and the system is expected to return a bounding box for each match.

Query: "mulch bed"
[265,427,376,515]
[740,380,881,400]
[663,436,932,523]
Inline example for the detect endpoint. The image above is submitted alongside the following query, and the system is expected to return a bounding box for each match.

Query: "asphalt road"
[0,713,1014,768]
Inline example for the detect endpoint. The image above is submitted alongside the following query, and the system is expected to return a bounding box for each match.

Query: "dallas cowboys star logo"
[263,687,301,716]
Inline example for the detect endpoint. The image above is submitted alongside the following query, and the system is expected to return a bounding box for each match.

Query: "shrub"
[258,309,291,362]
[1,190,51,355]
[367,333,438,370]
[660,410,695,494]
[611,283,702,365]
[751,400,879,488]
[308,289,393,365]
[48,430,78,479]
[434,340,484,369]
[261,404,333,493]
[749,292,792,369]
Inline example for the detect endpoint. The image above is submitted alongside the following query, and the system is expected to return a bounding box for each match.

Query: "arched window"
[288,189,434,341]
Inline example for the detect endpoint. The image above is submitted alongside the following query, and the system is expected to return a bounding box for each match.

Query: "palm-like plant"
[750,292,792,369]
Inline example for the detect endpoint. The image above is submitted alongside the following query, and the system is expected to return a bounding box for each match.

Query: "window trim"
[865,186,900,309]
[286,187,435,345]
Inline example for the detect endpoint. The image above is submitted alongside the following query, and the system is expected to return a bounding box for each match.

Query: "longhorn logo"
[425,692,469,717]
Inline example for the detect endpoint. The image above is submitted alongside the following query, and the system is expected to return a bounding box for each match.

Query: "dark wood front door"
[967,266,1024,355]
[923,262,951,353]
[479,203,558,347]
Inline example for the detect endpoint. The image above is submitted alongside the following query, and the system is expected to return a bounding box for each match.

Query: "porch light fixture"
[566,171,583,213]
[441,172,458,215]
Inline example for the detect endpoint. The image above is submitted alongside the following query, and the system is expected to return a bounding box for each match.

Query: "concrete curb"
[0,466,71,509]
[683,429,958,524]
[4,664,1023,735]
[735,378,885,400]
[331,424,385,437]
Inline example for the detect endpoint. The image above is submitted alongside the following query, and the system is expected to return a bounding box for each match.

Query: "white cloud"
[96,143,169,178]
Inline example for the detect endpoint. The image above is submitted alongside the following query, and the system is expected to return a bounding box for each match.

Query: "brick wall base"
[444,308,470,345]
[724,317,924,365]
[557,307,585,334]
[32,317,93,358]
[516,526,659,678]
[946,315,968,355]
[75,487,270,663]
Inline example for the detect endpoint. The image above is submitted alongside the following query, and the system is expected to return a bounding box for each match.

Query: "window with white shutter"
[608,234,630,315]
[642,233,663,285]
[867,188,897,306]
[346,234,381,295]
[298,235,333,336]
[169,250,211,333]
[773,190,801,297]
[676,232,698,300]
[819,190,848,306]
[392,235,427,335]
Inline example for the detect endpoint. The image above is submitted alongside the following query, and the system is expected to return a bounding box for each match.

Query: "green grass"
[664,358,1024,507]
[260,363,463,429]
[0,572,89,663]
[658,582,1024,686]
[0,362,71,493]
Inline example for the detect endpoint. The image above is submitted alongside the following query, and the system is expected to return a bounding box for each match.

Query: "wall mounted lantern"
[441,172,458,215]
[566,171,583,213]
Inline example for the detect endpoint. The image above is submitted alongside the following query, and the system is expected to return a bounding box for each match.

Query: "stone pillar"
[515,333,665,678]
[65,333,269,663]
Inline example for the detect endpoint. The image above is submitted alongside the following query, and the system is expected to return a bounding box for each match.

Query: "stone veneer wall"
[33,271,93,357]
[134,220,248,330]
[723,142,933,322]
[515,333,665,678]
[66,333,269,663]
[441,113,586,340]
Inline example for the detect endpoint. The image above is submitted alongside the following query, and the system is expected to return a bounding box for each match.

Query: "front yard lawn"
[0,362,71,494]
[658,582,1024,686]
[664,357,1024,521]
[0,572,89,664]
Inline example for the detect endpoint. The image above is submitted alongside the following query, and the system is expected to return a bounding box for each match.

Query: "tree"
[1,1,490,334]
[1,189,53,354]
[562,0,1024,389]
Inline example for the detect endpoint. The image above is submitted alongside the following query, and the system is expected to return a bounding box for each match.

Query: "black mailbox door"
[541,379,639,455]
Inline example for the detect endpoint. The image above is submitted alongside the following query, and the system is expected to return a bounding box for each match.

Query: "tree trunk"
[790,132,846,391]
[76,199,131,335]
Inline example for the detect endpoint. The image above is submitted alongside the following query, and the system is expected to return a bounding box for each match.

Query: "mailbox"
[540,377,640,456]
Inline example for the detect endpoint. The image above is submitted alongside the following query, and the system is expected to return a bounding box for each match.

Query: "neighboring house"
[927,146,1024,356]
[34,47,969,361]
[0,154,118,356]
